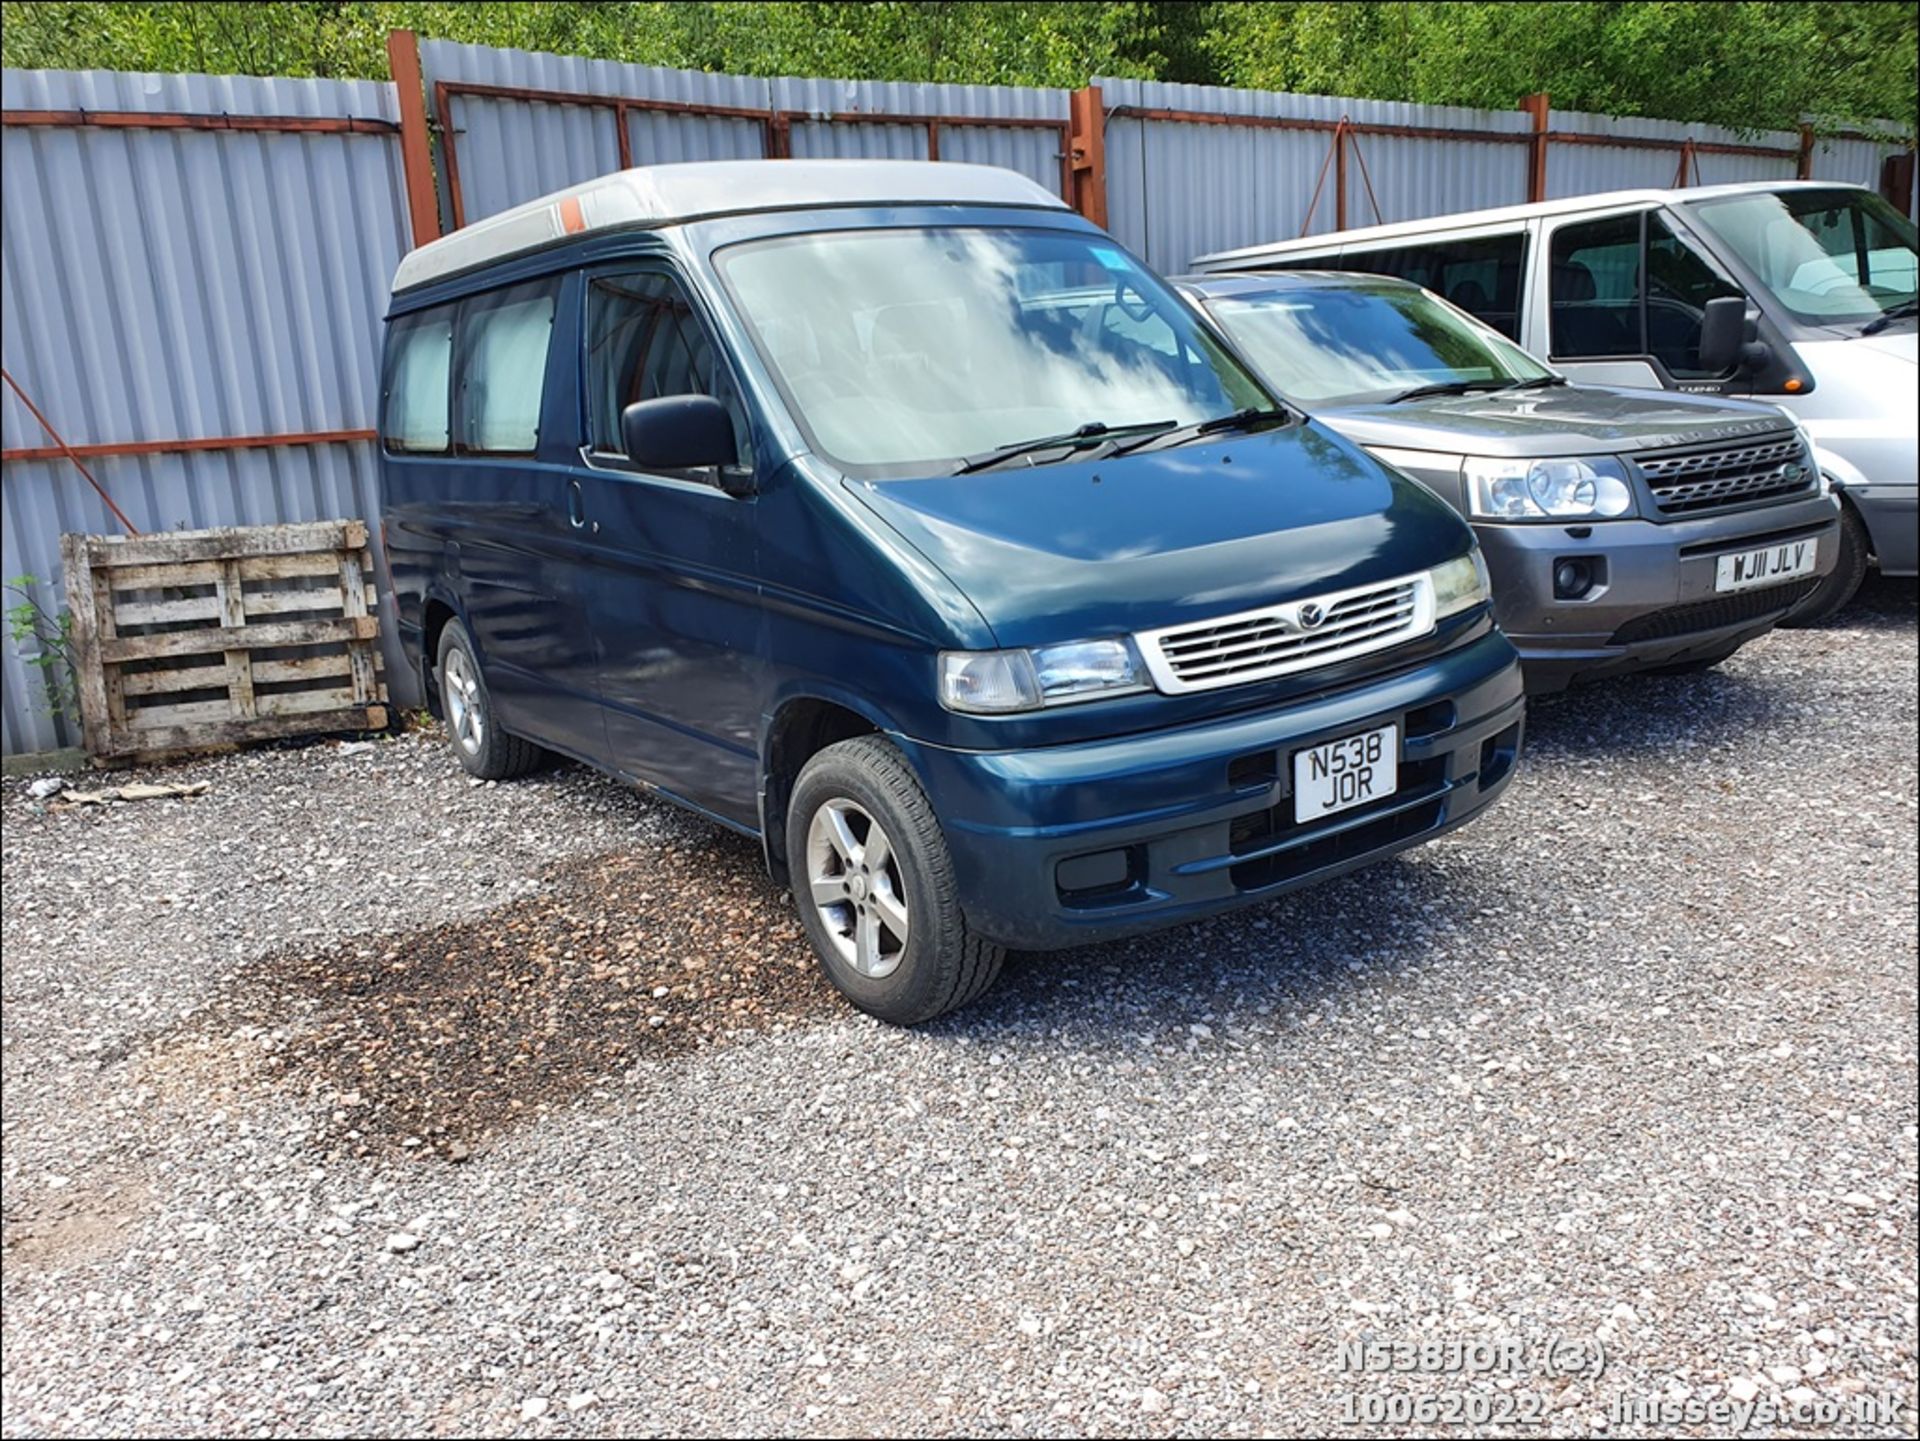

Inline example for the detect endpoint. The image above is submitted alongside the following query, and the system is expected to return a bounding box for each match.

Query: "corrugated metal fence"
[1097,79,1536,270]
[1,67,417,756]
[415,39,1073,226]
[2,38,1914,756]
[1092,77,1913,270]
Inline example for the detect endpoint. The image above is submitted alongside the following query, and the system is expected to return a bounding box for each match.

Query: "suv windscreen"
[1202,283,1553,406]
[1684,188,1919,326]
[714,227,1271,475]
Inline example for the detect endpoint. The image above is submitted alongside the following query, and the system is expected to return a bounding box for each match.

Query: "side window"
[586,270,752,468]
[457,279,557,455]
[381,307,454,454]
[1548,213,1643,359]
[1336,234,1529,337]
[1333,245,1433,290]
[1645,213,1742,377]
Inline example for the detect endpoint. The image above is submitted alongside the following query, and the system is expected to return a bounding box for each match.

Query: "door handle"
[567,478,587,529]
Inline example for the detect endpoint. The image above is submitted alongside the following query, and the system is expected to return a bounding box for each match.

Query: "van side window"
[1645,214,1742,377]
[1333,234,1529,338]
[587,271,752,468]
[1548,214,1642,359]
[382,307,454,454]
[1550,213,1743,377]
[457,280,557,455]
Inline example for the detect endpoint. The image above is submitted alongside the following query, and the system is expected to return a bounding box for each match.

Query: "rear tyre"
[435,620,545,780]
[787,736,1005,1025]
[1782,503,1870,628]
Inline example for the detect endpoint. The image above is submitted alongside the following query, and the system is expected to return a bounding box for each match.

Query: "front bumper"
[1846,483,1919,577]
[894,628,1524,951]
[1477,493,1841,692]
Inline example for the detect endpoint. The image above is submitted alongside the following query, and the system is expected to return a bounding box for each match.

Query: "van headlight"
[1466,456,1635,520]
[939,638,1150,713]
[1431,549,1492,619]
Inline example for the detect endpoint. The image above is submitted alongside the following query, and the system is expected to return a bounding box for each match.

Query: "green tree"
[0,1,1167,86]
[1203,2,1916,138]
[1,1,1911,136]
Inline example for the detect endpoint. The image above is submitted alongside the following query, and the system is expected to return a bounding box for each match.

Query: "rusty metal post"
[385,30,442,246]
[1674,137,1696,187]
[1334,118,1349,230]
[1298,125,1339,236]
[1797,124,1814,179]
[1883,149,1917,219]
[1520,92,1550,203]
[433,82,467,229]
[1068,85,1108,226]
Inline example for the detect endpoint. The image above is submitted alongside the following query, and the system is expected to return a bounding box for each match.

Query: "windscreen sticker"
[1090,246,1130,272]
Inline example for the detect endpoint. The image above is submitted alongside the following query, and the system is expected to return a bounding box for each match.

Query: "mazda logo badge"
[1293,602,1327,631]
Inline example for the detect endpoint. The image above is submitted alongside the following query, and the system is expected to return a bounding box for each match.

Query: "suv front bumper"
[1477,493,1841,692]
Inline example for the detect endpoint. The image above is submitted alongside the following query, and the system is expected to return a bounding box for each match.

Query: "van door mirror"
[1697,296,1747,374]
[620,395,739,473]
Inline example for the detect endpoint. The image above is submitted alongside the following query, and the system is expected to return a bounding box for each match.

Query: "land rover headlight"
[1431,549,1492,619]
[1465,456,1635,520]
[939,638,1149,713]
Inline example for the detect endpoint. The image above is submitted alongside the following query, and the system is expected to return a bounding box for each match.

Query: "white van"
[1195,182,1917,622]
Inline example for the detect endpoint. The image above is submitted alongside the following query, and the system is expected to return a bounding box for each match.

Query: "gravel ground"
[3,579,1915,1439]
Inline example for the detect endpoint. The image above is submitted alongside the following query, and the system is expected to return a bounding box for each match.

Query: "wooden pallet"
[60,520,388,762]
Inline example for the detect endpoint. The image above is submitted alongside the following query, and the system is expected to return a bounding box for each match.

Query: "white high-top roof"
[392,160,1069,292]
[1194,179,1874,271]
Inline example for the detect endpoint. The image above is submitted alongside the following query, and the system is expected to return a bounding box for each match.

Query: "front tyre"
[787,736,1005,1025]
[1647,645,1741,677]
[1782,503,1869,628]
[435,620,545,780]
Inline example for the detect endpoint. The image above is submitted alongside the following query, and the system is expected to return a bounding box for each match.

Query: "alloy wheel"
[805,798,911,979]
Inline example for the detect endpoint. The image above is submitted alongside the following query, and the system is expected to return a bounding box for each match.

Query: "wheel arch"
[758,690,900,887]
[419,587,471,717]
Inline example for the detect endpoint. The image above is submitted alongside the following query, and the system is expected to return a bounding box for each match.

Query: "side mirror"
[620,395,739,474]
[1697,296,1747,374]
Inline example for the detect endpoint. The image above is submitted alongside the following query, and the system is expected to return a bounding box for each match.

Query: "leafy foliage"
[0,1,1912,136]
[1204,2,1917,138]
[4,576,80,727]
[0,2,1167,87]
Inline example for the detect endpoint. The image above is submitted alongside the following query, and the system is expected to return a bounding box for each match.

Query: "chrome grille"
[1137,574,1435,694]
[1636,436,1816,515]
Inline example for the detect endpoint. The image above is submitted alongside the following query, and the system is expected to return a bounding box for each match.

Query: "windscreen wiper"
[1497,375,1570,392]
[951,419,1175,475]
[1385,379,1516,404]
[1107,405,1293,456]
[1861,299,1919,336]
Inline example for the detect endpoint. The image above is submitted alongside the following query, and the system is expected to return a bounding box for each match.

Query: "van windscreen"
[1685,188,1919,327]
[714,227,1270,475]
